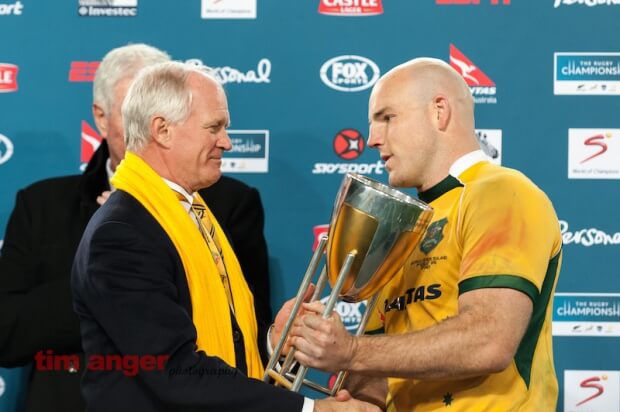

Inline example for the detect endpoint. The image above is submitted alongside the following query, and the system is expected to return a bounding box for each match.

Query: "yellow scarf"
[111,151,264,378]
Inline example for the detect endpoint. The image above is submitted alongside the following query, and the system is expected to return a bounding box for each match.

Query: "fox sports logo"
[320,55,380,92]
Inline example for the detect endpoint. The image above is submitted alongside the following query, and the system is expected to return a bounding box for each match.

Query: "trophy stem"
[263,235,328,383]
[291,250,358,392]
[329,293,380,396]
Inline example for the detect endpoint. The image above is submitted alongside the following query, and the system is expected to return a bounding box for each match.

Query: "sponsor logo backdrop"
[0,1,618,410]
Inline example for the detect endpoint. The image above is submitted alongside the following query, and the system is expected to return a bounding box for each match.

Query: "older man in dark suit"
[71,61,378,412]
[0,44,271,412]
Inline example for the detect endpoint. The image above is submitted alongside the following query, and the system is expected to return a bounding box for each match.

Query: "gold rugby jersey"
[365,153,562,411]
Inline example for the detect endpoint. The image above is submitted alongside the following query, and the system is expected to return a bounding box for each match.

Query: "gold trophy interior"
[263,173,433,395]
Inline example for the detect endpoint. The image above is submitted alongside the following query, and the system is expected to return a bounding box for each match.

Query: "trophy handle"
[263,235,328,383]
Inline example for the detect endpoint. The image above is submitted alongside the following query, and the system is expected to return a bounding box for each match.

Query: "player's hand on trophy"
[271,284,316,354]
[290,301,356,373]
[314,390,381,412]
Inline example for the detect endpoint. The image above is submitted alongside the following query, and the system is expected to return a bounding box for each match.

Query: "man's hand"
[271,284,315,353]
[96,190,112,206]
[289,301,356,373]
[314,393,381,412]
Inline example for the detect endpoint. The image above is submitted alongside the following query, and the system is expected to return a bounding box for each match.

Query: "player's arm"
[292,287,532,379]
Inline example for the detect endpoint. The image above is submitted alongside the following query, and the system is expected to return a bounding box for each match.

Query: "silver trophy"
[263,173,433,395]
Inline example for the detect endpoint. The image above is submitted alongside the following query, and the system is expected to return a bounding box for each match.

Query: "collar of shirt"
[162,178,195,214]
[105,158,116,191]
[449,149,487,179]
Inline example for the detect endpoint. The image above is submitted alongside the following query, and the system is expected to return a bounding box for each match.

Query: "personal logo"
[78,0,138,17]
[0,0,23,15]
[420,218,448,254]
[185,58,271,85]
[318,0,383,16]
[555,0,620,7]
[320,55,380,92]
[449,44,497,104]
[0,133,14,165]
[333,128,365,160]
[0,63,18,92]
[69,61,100,82]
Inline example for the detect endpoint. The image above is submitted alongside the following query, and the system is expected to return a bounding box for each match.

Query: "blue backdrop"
[1,1,619,411]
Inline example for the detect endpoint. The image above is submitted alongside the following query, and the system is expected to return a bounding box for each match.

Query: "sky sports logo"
[449,44,497,104]
[0,1,23,15]
[313,128,384,175]
[554,53,620,95]
[553,293,620,337]
[564,370,620,412]
[221,130,269,173]
[568,129,620,179]
[318,0,383,16]
[320,55,380,92]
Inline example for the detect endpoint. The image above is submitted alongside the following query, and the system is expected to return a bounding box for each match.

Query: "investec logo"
[313,128,384,175]
[449,44,497,104]
[0,133,14,165]
[0,0,23,15]
[320,55,380,92]
[554,53,620,95]
[318,0,384,16]
[221,130,269,173]
[560,220,620,246]
[78,0,138,17]
[185,58,271,85]
[553,293,620,337]
[555,0,620,7]
[564,370,620,412]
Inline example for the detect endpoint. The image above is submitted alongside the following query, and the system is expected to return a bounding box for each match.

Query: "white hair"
[93,43,170,113]
[122,61,218,152]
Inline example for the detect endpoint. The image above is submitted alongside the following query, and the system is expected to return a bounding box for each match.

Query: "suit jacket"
[0,142,272,412]
[71,189,303,412]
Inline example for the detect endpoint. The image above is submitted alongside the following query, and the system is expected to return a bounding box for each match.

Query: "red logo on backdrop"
[449,44,495,87]
[436,0,510,4]
[318,0,383,16]
[333,128,365,160]
[313,224,329,251]
[577,376,606,406]
[581,133,609,164]
[0,63,19,92]
[69,61,100,82]
[81,121,103,163]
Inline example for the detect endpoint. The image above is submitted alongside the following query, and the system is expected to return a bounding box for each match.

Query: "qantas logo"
[581,133,610,164]
[450,44,495,86]
[449,44,497,104]
[81,121,102,164]
[577,376,605,406]
[384,284,442,313]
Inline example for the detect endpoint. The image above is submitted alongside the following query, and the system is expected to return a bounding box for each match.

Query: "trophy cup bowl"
[263,173,433,394]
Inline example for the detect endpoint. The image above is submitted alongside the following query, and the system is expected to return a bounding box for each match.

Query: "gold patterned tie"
[173,190,235,314]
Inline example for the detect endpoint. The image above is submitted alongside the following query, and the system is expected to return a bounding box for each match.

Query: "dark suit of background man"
[71,61,378,412]
[0,43,271,412]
